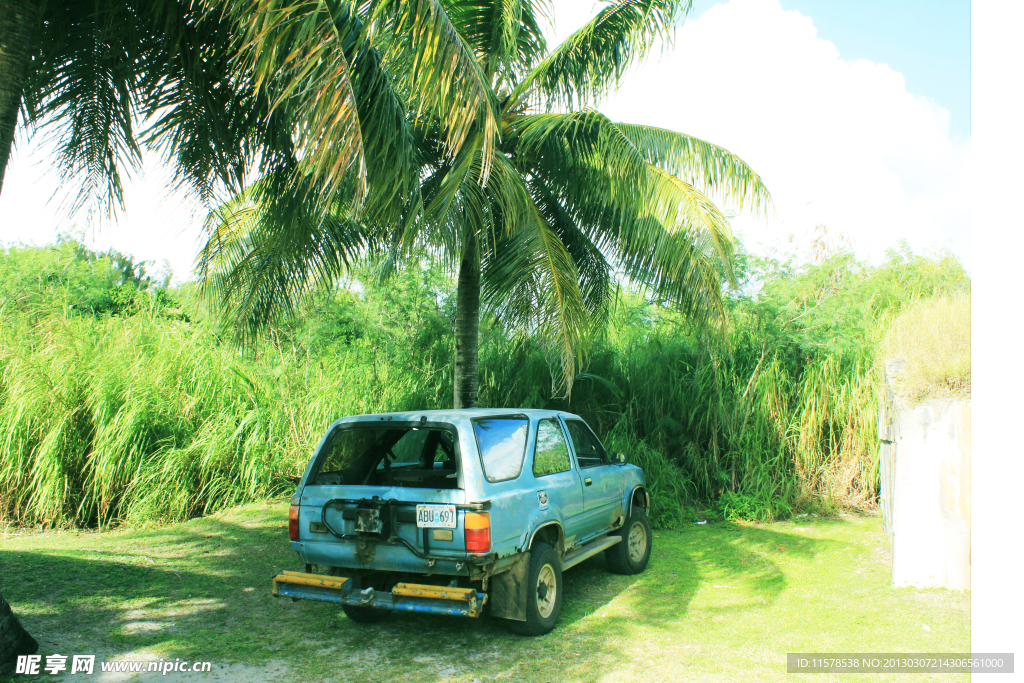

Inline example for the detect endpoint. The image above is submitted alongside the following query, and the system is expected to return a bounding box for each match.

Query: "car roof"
[333,408,582,423]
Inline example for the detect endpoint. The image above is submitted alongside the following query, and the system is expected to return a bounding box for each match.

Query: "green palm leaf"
[480,153,590,395]
[614,123,773,216]
[508,0,691,111]
[510,109,735,306]
[439,0,549,87]
[25,0,150,218]
[197,173,377,341]
[368,0,501,176]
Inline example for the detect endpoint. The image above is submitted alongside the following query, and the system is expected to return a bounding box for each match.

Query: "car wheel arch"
[629,486,650,514]
[528,522,564,555]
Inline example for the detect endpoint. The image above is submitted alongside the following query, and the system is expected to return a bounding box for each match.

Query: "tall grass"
[0,308,451,527]
[877,292,971,404]
[0,242,969,528]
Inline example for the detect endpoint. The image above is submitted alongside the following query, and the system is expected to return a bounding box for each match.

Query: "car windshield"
[473,417,529,482]
[311,425,459,489]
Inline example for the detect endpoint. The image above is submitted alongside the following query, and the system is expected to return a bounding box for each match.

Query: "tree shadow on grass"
[1,512,846,682]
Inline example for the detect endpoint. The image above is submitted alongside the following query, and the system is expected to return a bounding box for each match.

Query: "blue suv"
[272,409,651,635]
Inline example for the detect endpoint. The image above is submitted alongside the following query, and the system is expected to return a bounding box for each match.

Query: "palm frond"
[614,123,773,216]
[197,172,378,341]
[212,0,370,211]
[480,153,590,397]
[438,0,549,88]
[507,0,691,112]
[369,0,501,177]
[509,109,732,313]
[528,175,612,314]
[26,0,150,218]
[141,3,262,203]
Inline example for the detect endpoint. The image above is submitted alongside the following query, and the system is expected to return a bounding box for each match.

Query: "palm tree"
[202,0,772,408]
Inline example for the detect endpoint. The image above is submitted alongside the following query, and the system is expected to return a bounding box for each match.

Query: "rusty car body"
[271,409,652,635]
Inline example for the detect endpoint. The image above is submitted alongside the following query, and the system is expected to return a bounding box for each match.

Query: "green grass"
[1,503,969,682]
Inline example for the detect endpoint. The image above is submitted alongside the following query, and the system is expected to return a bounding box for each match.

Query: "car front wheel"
[606,506,652,575]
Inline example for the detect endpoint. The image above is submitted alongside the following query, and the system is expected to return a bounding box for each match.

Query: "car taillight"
[464,512,490,553]
[288,504,300,541]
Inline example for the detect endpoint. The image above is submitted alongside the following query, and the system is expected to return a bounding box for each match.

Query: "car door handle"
[584,478,592,486]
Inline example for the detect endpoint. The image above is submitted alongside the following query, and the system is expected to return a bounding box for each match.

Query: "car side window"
[533,418,572,477]
[474,417,529,482]
[565,419,610,468]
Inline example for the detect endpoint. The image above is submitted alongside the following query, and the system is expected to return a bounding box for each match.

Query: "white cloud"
[569,0,971,268]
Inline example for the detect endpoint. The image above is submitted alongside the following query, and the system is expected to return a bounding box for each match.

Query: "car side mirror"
[615,453,627,465]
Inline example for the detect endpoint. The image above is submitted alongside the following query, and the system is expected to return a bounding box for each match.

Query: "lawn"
[1,504,969,682]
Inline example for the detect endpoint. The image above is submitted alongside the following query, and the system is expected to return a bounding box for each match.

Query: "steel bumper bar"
[272,571,486,617]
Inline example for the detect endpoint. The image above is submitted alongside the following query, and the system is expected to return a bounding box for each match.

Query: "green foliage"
[0,244,454,527]
[0,239,969,528]
[736,240,969,360]
[201,1,772,399]
[0,239,182,318]
[716,491,791,523]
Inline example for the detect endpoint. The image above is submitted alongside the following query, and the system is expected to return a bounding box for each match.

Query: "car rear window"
[473,417,529,482]
[311,424,459,489]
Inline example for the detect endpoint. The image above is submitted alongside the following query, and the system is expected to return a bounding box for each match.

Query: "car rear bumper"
[271,571,486,617]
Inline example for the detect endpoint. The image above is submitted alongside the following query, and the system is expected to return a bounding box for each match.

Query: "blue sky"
[779,0,970,138]
[693,0,971,138]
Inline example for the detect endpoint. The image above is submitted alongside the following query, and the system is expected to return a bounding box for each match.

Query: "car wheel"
[606,506,652,575]
[508,542,562,636]
[341,602,391,623]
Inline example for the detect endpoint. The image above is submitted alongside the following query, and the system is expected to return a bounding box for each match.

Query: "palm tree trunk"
[453,230,480,409]
[0,591,38,673]
[0,0,40,196]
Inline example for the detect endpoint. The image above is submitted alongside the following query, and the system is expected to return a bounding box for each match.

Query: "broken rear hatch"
[295,419,489,574]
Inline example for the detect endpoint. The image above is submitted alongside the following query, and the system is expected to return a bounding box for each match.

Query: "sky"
[0,0,972,280]
[550,0,971,269]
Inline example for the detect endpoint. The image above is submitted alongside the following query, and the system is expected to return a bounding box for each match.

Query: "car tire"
[508,542,562,636]
[324,566,392,624]
[606,505,652,575]
[341,603,391,623]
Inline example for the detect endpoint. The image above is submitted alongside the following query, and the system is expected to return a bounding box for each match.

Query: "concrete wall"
[879,361,971,590]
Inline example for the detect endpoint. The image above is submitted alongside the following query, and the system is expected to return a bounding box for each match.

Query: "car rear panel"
[297,484,479,573]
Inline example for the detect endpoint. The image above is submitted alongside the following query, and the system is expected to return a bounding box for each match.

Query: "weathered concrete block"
[879,356,970,591]
[888,399,971,589]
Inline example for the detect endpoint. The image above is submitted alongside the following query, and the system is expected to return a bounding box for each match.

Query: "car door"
[530,417,587,549]
[562,417,623,538]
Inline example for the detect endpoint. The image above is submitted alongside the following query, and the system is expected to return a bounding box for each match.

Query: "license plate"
[416,504,457,528]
